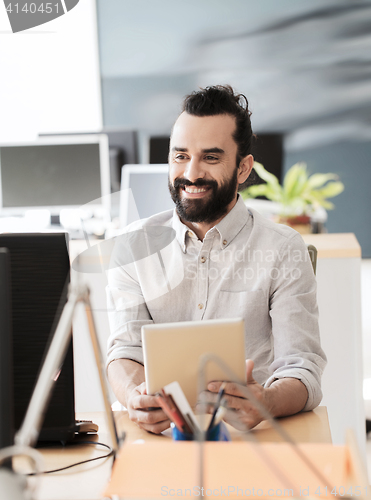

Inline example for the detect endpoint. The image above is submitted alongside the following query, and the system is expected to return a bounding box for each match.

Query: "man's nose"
[183,157,205,183]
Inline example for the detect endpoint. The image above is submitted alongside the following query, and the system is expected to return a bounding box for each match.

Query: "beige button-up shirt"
[106,196,326,411]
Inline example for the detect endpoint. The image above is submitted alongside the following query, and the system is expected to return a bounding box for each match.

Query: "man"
[106,85,326,434]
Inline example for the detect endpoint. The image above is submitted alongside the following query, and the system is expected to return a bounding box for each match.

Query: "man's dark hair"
[181,85,256,190]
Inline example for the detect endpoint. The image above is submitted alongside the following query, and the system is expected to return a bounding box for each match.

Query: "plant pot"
[277,215,312,235]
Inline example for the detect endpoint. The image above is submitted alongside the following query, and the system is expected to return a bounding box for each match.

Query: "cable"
[25,441,114,476]
[0,445,44,473]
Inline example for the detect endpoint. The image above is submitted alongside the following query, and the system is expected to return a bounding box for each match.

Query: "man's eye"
[205,155,218,161]
[175,154,187,160]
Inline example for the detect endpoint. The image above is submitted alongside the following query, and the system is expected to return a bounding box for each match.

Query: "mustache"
[173,178,218,189]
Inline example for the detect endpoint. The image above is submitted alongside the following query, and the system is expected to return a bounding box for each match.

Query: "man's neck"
[180,197,238,241]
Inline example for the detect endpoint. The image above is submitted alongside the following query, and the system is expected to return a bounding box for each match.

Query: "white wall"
[0,0,102,142]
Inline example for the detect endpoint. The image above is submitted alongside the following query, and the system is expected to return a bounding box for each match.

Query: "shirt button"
[198,303,204,309]
[223,239,227,245]
[200,256,206,263]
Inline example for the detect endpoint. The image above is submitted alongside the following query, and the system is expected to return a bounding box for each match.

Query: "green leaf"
[242,183,283,202]
[314,181,344,199]
[307,173,339,189]
[243,160,344,213]
[241,184,270,199]
[283,163,308,200]
[319,199,335,210]
[253,162,280,187]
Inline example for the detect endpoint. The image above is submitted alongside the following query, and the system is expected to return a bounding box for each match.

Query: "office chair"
[307,244,317,275]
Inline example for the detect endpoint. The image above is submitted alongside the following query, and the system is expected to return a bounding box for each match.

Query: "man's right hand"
[126,382,170,434]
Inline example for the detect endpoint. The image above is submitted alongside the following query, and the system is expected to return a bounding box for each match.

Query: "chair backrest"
[307,244,318,275]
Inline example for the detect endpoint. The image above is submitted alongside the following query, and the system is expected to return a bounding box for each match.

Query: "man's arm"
[265,233,326,411]
[106,233,170,433]
[107,359,170,433]
[206,360,308,430]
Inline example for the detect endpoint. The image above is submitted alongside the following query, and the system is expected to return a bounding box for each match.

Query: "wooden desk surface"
[20,408,331,500]
[114,406,332,444]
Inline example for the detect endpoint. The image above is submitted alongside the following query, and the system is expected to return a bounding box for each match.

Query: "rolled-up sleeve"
[264,233,327,411]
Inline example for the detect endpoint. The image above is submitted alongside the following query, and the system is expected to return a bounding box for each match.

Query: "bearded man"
[106,85,326,434]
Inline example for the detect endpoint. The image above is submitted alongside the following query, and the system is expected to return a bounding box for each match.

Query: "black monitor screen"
[0,143,102,209]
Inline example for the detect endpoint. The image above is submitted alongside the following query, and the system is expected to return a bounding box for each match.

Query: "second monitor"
[120,164,174,227]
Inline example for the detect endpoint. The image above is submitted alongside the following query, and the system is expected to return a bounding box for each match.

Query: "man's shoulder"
[248,207,303,246]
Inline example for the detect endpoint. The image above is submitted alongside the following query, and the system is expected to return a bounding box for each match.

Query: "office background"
[1,0,371,470]
[98,0,371,257]
[1,0,370,254]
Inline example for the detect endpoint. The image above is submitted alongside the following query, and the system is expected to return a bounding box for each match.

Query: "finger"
[207,381,224,393]
[195,402,216,415]
[138,382,147,395]
[139,418,171,435]
[221,393,250,411]
[132,393,163,410]
[222,409,249,431]
[218,382,247,399]
[198,390,218,404]
[130,408,169,425]
[246,359,255,384]
[207,380,247,398]
[195,390,218,414]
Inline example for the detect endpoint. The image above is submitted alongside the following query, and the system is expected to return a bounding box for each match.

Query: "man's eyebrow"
[171,147,188,152]
[170,147,225,154]
[202,147,224,154]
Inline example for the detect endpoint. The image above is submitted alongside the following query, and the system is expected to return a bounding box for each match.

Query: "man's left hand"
[204,359,309,430]
[205,359,270,431]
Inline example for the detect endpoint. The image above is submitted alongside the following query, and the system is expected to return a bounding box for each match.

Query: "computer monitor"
[0,134,110,217]
[0,233,76,444]
[104,129,139,193]
[120,164,174,227]
[0,248,13,452]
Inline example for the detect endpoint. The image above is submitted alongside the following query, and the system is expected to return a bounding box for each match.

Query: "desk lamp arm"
[15,284,120,455]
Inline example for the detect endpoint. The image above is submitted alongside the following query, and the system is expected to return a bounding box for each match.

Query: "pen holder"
[171,421,231,442]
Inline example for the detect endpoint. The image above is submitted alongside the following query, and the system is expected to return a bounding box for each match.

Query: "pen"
[207,381,227,431]
[213,397,228,427]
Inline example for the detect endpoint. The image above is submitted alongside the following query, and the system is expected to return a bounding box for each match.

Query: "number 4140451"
[5,3,59,14]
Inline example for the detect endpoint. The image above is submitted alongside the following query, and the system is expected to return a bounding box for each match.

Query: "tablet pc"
[142,318,246,407]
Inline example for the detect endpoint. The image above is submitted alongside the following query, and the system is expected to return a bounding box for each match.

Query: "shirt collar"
[172,209,189,253]
[172,195,251,252]
[214,195,251,249]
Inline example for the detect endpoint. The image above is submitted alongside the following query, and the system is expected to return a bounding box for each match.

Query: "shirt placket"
[196,234,214,319]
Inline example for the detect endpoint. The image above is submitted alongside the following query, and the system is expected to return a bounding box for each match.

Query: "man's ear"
[238,155,254,184]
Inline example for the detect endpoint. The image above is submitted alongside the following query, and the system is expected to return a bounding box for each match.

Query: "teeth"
[184,186,207,193]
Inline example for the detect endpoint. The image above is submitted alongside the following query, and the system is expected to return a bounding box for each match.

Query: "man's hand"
[205,359,268,430]
[126,382,170,434]
[205,359,308,431]
[107,359,170,434]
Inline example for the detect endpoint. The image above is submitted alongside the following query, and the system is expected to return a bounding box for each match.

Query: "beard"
[168,167,238,224]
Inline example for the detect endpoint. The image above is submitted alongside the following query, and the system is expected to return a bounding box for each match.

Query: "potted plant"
[240,162,344,234]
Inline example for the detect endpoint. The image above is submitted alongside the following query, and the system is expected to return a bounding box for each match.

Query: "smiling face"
[168,112,252,224]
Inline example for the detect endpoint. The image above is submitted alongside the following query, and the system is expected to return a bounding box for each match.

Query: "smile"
[183,186,209,193]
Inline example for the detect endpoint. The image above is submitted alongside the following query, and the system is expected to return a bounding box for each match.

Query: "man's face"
[168,112,242,224]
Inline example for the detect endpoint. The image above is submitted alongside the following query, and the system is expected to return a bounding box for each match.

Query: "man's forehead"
[171,112,237,147]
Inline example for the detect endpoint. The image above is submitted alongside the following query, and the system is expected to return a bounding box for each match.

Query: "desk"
[302,233,364,453]
[70,233,365,448]
[20,408,331,500]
